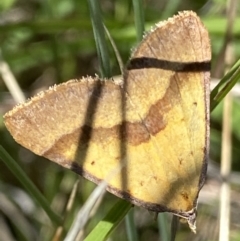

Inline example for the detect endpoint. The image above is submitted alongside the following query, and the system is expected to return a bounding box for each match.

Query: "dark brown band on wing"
[86,89,171,145]
[127,57,211,72]
[43,108,165,154]
[43,77,176,153]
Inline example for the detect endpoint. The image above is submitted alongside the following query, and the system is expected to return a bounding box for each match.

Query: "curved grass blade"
[0,146,62,225]
[210,58,240,111]
[87,0,111,78]
[84,200,131,241]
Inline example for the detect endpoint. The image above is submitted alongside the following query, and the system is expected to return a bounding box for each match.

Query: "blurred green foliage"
[0,0,240,241]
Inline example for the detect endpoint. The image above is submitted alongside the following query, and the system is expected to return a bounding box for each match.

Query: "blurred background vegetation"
[0,0,240,241]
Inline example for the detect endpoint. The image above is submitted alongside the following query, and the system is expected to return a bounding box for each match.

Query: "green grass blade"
[132,0,145,42]
[65,180,107,241]
[125,208,139,241]
[87,0,111,78]
[84,200,131,241]
[161,0,180,19]
[104,24,124,74]
[0,145,62,226]
[158,213,170,241]
[210,58,240,111]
